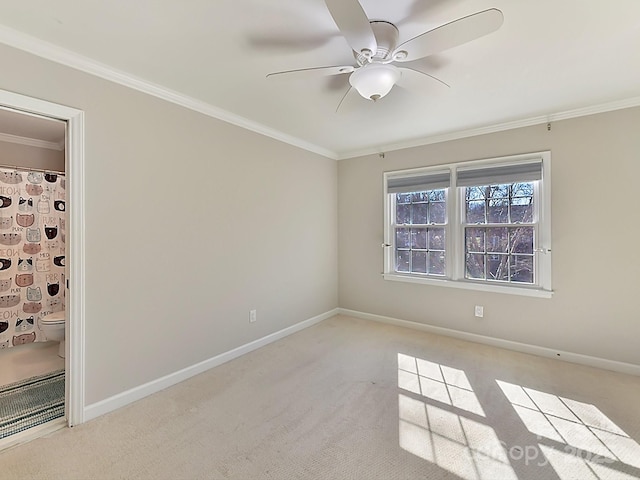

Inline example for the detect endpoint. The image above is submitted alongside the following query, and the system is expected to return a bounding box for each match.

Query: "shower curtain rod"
[0,163,65,175]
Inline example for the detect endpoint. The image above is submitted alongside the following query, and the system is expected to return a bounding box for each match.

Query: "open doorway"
[0,106,66,440]
[0,89,85,446]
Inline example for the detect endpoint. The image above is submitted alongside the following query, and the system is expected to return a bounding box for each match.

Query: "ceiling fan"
[267,0,503,108]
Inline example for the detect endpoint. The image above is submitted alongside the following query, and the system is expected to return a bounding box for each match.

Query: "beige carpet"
[2,314,640,480]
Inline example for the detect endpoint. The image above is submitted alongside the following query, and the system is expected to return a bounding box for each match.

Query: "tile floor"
[0,342,64,386]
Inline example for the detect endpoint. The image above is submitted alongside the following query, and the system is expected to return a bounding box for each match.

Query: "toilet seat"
[41,311,65,324]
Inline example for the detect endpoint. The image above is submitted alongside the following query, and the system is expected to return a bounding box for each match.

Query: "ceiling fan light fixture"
[349,63,400,101]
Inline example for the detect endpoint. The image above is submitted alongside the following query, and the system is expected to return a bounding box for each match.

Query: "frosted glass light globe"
[349,63,401,101]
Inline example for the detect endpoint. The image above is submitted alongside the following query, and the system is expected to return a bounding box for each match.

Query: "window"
[383,152,552,297]
[389,171,449,276]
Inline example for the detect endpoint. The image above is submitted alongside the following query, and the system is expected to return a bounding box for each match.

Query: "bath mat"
[0,369,65,439]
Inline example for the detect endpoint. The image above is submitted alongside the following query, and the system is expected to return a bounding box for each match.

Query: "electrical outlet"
[249,309,257,323]
[474,305,484,318]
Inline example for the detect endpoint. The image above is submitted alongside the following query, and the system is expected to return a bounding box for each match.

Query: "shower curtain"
[0,167,65,349]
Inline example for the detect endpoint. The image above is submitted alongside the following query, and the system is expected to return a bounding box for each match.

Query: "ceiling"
[0,106,65,149]
[0,0,639,159]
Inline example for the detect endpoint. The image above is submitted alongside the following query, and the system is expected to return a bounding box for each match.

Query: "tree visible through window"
[394,189,446,275]
[464,183,535,284]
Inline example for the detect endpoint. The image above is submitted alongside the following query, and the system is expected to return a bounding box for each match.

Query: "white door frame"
[0,89,85,426]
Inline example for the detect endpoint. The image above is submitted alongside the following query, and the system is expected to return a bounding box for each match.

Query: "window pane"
[411,228,427,249]
[396,250,410,272]
[466,200,485,223]
[412,203,428,224]
[428,228,445,250]
[487,254,509,281]
[486,227,508,253]
[396,228,410,248]
[466,253,485,279]
[512,182,534,197]
[466,227,485,253]
[511,196,534,223]
[466,186,486,201]
[488,198,509,223]
[392,186,449,278]
[510,255,534,283]
[397,193,411,204]
[429,189,446,202]
[411,192,428,202]
[412,251,427,273]
[490,184,509,199]
[396,204,410,224]
[510,227,534,254]
[429,202,446,224]
[429,252,445,275]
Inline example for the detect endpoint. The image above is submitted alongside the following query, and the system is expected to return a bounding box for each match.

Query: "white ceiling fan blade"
[324,0,378,56]
[396,67,450,95]
[393,9,504,62]
[267,65,355,80]
[335,86,354,113]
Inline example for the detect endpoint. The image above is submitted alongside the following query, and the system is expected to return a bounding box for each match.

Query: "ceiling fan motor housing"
[354,21,399,64]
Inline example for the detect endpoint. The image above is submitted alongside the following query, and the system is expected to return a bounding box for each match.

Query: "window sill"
[383,273,553,298]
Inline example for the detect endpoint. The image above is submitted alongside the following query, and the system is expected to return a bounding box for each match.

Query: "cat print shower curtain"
[0,167,65,349]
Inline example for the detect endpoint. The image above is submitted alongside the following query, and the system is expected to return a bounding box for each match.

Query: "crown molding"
[337,95,640,160]
[0,24,338,160]
[1,24,639,162]
[0,131,64,150]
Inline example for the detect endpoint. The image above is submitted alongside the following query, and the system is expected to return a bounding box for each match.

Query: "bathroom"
[0,106,67,443]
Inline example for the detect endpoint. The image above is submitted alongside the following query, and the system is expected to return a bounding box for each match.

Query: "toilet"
[40,311,66,358]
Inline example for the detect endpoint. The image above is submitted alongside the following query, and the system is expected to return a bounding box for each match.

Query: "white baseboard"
[338,308,640,377]
[84,308,338,422]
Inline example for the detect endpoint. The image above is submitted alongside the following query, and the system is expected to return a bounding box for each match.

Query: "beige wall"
[0,140,64,171]
[339,106,640,366]
[0,44,338,405]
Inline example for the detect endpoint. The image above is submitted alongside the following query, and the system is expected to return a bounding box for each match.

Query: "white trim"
[83,308,339,422]
[538,153,552,290]
[0,24,337,160]
[338,308,640,377]
[337,96,640,160]
[0,131,63,151]
[382,273,553,298]
[0,89,87,427]
[66,109,86,427]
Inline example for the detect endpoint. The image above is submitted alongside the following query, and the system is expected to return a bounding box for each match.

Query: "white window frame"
[383,151,552,298]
